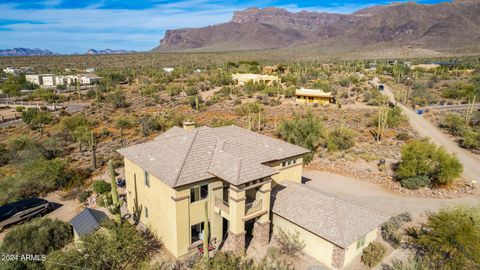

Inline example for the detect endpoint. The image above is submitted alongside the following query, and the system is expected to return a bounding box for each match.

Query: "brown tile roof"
[271,181,388,248]
[117,125,309,187]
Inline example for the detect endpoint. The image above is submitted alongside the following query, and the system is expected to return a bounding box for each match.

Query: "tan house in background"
[232,73,280,86]
[295,87,334,105]
[118,124,387,269]
[262,65,278,74]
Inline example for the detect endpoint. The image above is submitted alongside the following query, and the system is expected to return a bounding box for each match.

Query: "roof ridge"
[207,139,223,173]
[236,157,243,184]
[330,196,347,244]
[172,130,198,186]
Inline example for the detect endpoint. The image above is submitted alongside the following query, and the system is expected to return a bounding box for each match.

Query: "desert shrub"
[461,129,480,150]
[235,101,263,116]
[93,180,111,194]
[396,132,412,141]
[284,86,296,98]
[22,107,51,128]
[361,242,387,267]
[381,212,412,248]
[192,251,292,270]
[1,218,72,269]
[396,139,462,186]
[327,127,355,151]
[441,114,465,136]
[400,175,431,189]
[383,257,427,270]
[46,223,160,270]
[408,206,480,270]
[108,88,128,108]
[276,111,326,163]
[371,106,407,128]
[274,228,305,257]
[78,190,91,202]
[15,106,25,112]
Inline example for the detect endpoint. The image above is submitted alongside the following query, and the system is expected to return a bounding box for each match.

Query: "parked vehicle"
[116,178,126,187]
[378,84,384,91]
[0,198,50,230]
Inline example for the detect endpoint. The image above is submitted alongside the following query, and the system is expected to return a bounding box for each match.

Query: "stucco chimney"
[182,121,195,131]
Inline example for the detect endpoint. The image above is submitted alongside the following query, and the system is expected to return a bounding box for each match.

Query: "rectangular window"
[145,206,148,218]
[190,184,208,203]
[356,235,366,249]
[144,171,150,187]
[281,161,287,167]
[191,222,205,244]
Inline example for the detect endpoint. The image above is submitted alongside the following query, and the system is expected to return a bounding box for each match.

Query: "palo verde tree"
[276,110,326,164]
[408,206,480,270]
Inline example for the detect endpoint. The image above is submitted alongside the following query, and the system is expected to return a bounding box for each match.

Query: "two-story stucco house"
[117,124,387,269]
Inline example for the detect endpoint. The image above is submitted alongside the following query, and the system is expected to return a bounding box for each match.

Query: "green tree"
[396,139,463,186]
[0,218,72,270]
[408,207,480,270]
[327,127,356,151]
[441,114,465,136]
[108,88,128,108]
[276,111,326,163]
[45,223,160,270]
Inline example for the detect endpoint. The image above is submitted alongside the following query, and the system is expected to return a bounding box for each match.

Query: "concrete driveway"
[303,169,480,217]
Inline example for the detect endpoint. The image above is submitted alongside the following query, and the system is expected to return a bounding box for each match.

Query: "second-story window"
[144,171,150,187]
[190,184,208,203]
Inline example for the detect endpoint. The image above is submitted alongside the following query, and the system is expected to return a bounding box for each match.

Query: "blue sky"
[0,0,450,53]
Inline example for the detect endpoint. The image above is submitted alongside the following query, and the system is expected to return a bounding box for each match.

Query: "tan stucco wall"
[272,214,334,266]
[272,213,378,269]
[125,157,225,258]
[343,228,378,267]
[124,158,179,256]
[267,156,303,186]
[295,96,331,105]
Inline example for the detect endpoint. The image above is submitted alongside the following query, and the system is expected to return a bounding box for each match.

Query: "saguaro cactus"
[109,159,121,224]
[90,131,96,169]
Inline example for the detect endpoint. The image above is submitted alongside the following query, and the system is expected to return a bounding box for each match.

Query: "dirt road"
[374,79,480,183]
[304,169,480,217]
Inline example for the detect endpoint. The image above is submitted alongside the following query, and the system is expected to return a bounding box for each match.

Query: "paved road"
[425,103,480,111]
[374,79,480,183]
[304,169,480,217]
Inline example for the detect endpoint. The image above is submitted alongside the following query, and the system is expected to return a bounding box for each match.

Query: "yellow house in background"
[295,87,334,105]
[117,124,387,269]
[232,73,280,86]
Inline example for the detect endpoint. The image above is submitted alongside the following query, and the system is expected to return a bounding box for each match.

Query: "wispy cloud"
[0,0,450,53]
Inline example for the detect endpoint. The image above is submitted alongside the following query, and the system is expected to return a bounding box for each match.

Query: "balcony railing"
[215,197,229,215]
[245,199,262,216]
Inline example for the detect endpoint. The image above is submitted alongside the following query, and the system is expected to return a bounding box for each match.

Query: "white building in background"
[26,74,101,87]
[163,67,174,73]
[2,67,18,74]
[85,67,96,73]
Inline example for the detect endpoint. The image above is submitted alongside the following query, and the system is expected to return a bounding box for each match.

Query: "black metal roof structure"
[0,198,48,222]
[70,208,108,238]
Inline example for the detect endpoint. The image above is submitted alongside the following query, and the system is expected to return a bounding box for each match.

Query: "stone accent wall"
[222,231,245,255]
[251,220,270,246]
[331,245,345,269]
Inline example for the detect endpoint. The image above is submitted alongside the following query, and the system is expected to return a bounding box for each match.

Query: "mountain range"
[0,48,57,57]
[154,0,480,54]
[0,48,135,57]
